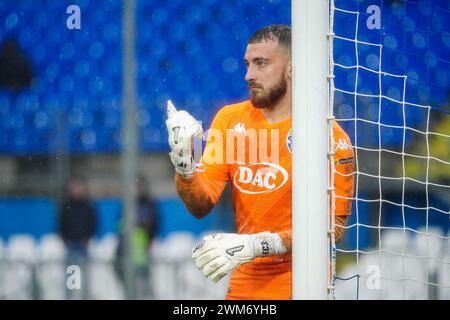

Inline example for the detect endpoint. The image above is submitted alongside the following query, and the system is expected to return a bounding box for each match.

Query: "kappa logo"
[335,138,351,151]
[232,122,246,135]
[233,162,289,195]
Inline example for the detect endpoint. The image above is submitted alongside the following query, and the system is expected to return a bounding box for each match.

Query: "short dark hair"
[248,24,291,53]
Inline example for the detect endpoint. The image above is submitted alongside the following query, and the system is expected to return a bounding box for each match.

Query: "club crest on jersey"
[233,162,289,194]
[287,129,292,153]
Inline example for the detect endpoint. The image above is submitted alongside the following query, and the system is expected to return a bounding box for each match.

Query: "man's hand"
[166,100,203,178]
[192,232,287,283]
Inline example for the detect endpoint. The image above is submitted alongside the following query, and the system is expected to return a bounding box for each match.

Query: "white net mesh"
[329,0,450,300]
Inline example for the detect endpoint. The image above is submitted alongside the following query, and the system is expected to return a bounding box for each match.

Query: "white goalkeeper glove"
[192,232,287,283]
[165,100,203,179]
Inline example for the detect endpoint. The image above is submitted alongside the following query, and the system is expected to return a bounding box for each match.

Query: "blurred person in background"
[115,174,159,298]
[58,175,97,299]
[0,37,33,92]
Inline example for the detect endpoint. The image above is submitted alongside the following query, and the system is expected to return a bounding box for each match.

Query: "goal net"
[329,0,450,299]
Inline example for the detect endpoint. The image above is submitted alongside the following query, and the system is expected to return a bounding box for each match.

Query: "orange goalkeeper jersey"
[186,100,354,299]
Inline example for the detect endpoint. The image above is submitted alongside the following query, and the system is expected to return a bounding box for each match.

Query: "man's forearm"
[175,173,227,219]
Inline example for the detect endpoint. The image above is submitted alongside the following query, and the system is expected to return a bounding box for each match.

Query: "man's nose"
[245,65,256,82]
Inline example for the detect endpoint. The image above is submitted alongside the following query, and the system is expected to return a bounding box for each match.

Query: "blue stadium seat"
[0,0,447,155]
[102,108,121,130]
[0,92,11,113]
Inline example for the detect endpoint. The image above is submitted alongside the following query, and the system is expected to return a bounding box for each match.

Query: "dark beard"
[249,75,287,109]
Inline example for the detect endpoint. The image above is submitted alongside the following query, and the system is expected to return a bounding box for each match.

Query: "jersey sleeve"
[199,108,229,182]
[175,173,228,216]
[333,122,355,216]
[277,215,349,253]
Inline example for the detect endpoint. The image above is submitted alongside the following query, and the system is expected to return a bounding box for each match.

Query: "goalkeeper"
[166,25,355,300]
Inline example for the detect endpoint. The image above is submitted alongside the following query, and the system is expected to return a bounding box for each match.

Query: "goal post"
[293,0,450,300]
[292,0,330,300]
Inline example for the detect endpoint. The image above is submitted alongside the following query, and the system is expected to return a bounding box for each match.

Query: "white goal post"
[292,0,330,300]
[293,0,450,300]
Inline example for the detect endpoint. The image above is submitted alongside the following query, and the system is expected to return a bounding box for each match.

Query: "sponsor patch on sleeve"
[334,157,354,165]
